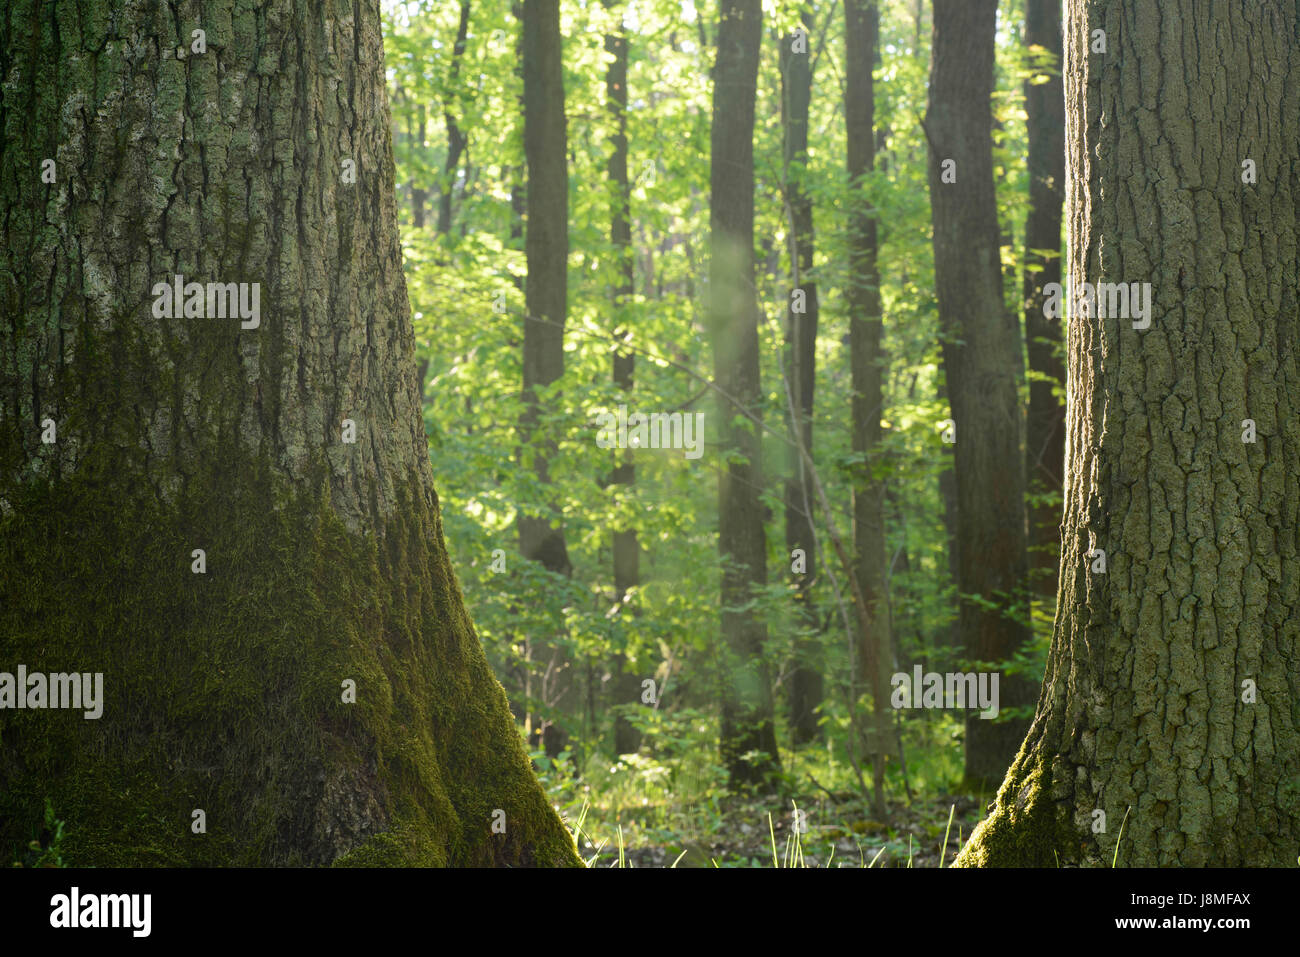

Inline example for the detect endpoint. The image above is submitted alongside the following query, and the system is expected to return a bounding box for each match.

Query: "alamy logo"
[151,274,261,329]
[0,666,103,719]
[596,404,705,459]
[50,887,151,937]
[890,665,999,719]
[1042,280,1152,329]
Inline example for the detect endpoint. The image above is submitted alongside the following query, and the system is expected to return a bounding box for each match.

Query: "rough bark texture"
[1023,0,1066,598]
[846,0,891,809]
[0,0,578,867]
[926,0,1034,788]
[518,0,573,757]
[958,0,1300,866]
[782,13,823,747]
[709,0,779,788]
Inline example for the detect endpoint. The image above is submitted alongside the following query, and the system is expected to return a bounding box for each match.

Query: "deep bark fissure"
[960,0,1300,867]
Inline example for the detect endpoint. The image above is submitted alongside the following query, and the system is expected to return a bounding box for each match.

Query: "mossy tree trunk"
[958,0,1300,867]
[926,0,1035,789]
[709,0,781,789]
[0,0,579,867]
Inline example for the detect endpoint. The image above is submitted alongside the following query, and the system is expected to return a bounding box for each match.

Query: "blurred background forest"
[381,0,1063,867]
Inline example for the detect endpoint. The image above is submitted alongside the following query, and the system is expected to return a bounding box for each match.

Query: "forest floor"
[588,792,988,868]
[544,730,993,866]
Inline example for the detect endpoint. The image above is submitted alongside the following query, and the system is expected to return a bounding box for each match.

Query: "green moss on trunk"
[954,745,1087,867]
[0,444,579,866]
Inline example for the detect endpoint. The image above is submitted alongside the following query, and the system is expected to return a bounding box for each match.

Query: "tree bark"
[709,0,780,788]
[604,2,642,756]
[958,0,1300,867]
[846,0,891,812]
[412,102,428,229]
[926,0,1034,788]
[0,0,578,866]
[1022,0,1066,599]
[782,12,823,748]
[519,0,573,758]
[438,0,472,236]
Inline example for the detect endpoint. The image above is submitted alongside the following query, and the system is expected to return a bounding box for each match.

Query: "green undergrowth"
[541,706,984,867]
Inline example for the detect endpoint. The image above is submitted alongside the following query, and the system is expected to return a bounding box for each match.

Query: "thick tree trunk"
[846,0,891,813]
[0,0,578,867]
[926,0,1034,788]
[958,0,1300,867]
[605,3,642,756]
[781,13,823,748]
[1022,0,1066,599]
[709,0,779,788]
[519,0,573,759]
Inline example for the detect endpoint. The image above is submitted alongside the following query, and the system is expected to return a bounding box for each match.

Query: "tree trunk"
[412,102,428,229]
[781,13,823,748]
[605,2,642,756]
[519,0,573,759]
[926,0,1034,789]
[709,0,780,788]
[846,0,891,813]
[958,0,1300,867]
[1022,0,1066,599]
[438,0,472,236]
[0,0,578,867]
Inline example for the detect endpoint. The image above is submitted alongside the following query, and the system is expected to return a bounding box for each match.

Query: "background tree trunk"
[438,0,472,237]
[0,0,578,867]
[605,2,643,756]
[926,0,1034,789]
[1022,0,1066,600]
[518,0,574,758]
[782,12,824,748]
[709,0,780,788]
[846,0,891,813]
[958,0,1300,866]
[413,102,428,229]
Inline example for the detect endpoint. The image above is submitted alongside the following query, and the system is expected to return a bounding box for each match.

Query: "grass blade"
[939,804,955,868]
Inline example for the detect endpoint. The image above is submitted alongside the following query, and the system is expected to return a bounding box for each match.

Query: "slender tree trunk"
[709,0,779,789]
[937,378,961,655]
[926,0,1034,789]
[438,0,472,236]
[781,13,823,748]
[962,0,1300,867]
[0,0,578,867]
[412,102,428,229]
[1023,0,1066,599]
[509,1,526,285]
[519,0,573,759]
[604,2,642,756]
[846,0,890,816]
